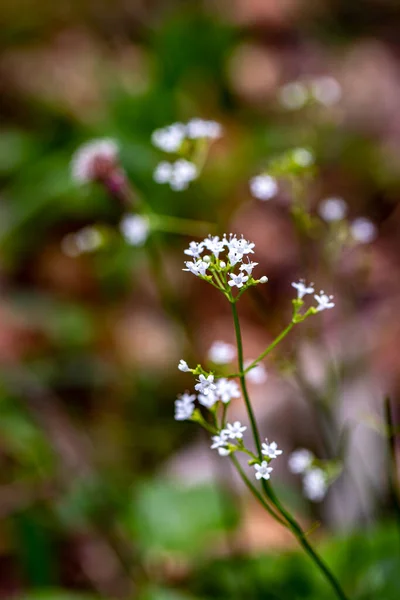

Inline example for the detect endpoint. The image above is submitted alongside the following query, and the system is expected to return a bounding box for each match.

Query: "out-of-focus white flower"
[208,341,236,364]
[71,139,119,184]
[292,148,314,167]
[184,241,204,259]
[240,261,258,275]
[120,215,149,246]
[303,468,328,502]
[318,197,347,222]
[215,378,241,404]
[311,76,342,106]
[186,118,222,139]
[350,217,377,244]
[244,362,268,385]
[183,259,209,277]
[279,81,308,110]
[153,161,173,183]
[174,393,196,421]
[250,175,278,201]
[195,374,216,396]
[62,227,103,257]
[314,291,335,312]
[288,449,314,474]
[151,122,186,152]
[262,439,283,459]
[178,359,191,372]
[228,273,249,289]
[254,461,273,480]
[198,391,218,409]
[292,280,315,300]
[154,159,198,190]
[223,421,247,440]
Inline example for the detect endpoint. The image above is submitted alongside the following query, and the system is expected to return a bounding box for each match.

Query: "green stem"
[230,302,262,456]
[230,455,287,527]
[244,322,295,374]
[230,301,349,600]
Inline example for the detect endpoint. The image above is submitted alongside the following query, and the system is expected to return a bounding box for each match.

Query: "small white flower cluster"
[152,119,222,153]
[254,438,283,480]
[288,449,328,502]
[71,139,119,184]
[154,159,198,191]
[211,421,247,456]
[120,215,149,246]
[175,364,241,420]
[183,234,268,293]
[279,76,342,111]
[250,148,314,201]
[292,280,335,313]
[151,118,221,191]
[317,198,377,244]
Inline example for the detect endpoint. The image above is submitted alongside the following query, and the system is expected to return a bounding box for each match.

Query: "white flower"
[262,439,283,459]
[303,468,327,502]
[211,432,228,449]
[288,449,314,474]
[228,273,249,289]
[245,362,268,385]
[154,159,198,190]
[223,421,247,440]
[259,276,268,284]
[151,122,186,152]
[227,250,243,267]
[254,461,273,480]
[292,148,314,167]
[195,374,216,396]
[184,241,204,259]
[311,76,342,107]
[178,359,191,372]
[291,279,315,300]
[120,215,149,246]
[228,236,255,255]
[174,393,196,421]
[71,139,119,184]
[203,236,225,258]
[240,261,258,275]
[318,197,347,222]
[186,118,222,140]
[314,291,335,312]
[215,378,240,404]
[170,159,198,191]
[250,175,278,201]
[153,161,173,183]
[198,391,218,408]
[279,81,308,110]
[208,341,236,364]
[183,259,209,277]
[350,217,377,244]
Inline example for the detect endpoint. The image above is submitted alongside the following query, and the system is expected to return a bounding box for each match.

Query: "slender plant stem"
[230,302,262,456]
[244,322,295,374]
[230,455,287,526]
[230,301,349,600]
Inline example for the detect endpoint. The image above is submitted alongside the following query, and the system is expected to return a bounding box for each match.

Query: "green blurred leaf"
[128,479,238,556]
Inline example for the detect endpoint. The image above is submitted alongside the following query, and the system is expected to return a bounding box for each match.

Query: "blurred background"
[1,0,400,598]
